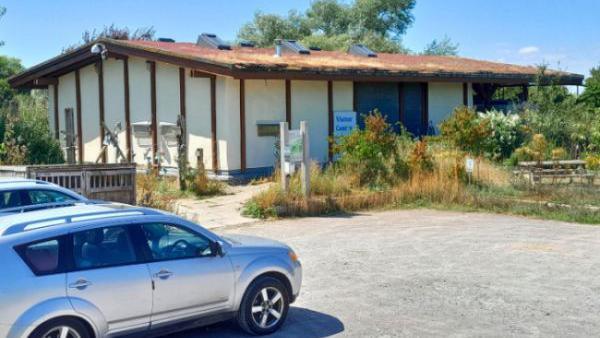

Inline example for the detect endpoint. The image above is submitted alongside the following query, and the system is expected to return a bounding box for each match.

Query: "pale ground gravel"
[170,209,600,337]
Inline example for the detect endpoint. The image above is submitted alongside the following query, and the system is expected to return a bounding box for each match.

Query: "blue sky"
[1,0,599,79]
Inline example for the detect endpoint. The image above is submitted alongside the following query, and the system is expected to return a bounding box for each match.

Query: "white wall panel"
[128,57,152,165]
[79,64,100,162]
[245,80,286,169]
[291,80,329,163]
[428,82,463,134]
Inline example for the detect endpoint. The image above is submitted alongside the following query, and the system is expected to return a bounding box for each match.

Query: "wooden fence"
[0,164,136,204]
[516,160,599,186]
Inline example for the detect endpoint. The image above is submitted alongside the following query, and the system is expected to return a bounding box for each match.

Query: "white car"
[0,178,88,215]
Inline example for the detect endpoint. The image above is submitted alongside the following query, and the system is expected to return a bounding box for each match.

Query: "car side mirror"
[210,241,224,257]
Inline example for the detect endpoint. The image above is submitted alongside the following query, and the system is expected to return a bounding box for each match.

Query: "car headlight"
[288,250,299,263]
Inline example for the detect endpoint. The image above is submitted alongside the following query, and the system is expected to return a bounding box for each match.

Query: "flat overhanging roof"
[9,38,585,88]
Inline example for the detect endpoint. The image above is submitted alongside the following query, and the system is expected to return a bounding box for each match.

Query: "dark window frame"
[133,222,218,264]
[65,224,147,273]
[14,235,68,276]
[25,189,78,206]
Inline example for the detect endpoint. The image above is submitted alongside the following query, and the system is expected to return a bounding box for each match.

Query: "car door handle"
[154,270,173,279]
[69,279,92,289]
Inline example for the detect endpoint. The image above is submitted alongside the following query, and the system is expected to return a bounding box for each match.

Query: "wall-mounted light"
[91,43,108,60]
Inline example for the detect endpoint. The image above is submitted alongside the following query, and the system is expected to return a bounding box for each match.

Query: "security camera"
[91,43,108,60]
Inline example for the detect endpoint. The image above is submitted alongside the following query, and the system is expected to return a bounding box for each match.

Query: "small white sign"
[284,129,303,163]
[465,158,475,173]
[334,111,357,138]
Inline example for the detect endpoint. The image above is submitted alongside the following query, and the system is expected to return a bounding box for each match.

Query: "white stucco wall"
[428,82,464,134]
[245,79,286,169]
[128,57,152,165]
[102,59,126,163]
[332,81,353,111]
[155,63,180,167]
[79,64,100,163]
[216,76,240,171]
[291,80,329,163]
[185,73,212,169]
[57,72,76,150]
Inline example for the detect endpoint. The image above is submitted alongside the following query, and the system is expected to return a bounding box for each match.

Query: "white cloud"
[518,46,540,55]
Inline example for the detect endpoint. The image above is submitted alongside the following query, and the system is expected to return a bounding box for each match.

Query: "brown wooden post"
[210,75,218,171]
[179,67,186,154]
[149,61,158,167]
[463,82,469,106]
[398,82,404,125]
[97,60,107,163]
[123,57,132,162]
[75,69,83,163]
[53,83,60,139]
[352,81,357,113]
[239,79,246,172]
[421,82,429,136]
[327,80,333,161]
[285,79,291,129]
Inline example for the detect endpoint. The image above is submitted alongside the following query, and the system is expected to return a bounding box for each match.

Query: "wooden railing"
[25,164,136,204]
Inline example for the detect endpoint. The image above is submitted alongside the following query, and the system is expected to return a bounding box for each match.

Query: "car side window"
[27,189,76,205]
[0,190,23,209]
[17,239,61,275]
[140,223,213,261]
[72,226,137,270]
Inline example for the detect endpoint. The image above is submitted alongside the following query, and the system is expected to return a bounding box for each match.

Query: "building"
[9,35,583,179]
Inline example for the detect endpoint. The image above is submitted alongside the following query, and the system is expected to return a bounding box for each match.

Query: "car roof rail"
[0,200,103,215]
[2,207,162,236]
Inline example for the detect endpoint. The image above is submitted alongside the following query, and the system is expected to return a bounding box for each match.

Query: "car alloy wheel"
[251,286,285,329]
[42,326,82,338]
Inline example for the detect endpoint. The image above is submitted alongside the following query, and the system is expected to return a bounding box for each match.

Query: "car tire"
[237,276,290,335]
[29,317,91,338]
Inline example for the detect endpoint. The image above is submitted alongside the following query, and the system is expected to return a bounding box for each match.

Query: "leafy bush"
[511,134,549,164]
[333,110,406,187]
[0,93,63,165]
[586,154,600,171]
[408,140,433,174]
[439,106,490,156]
[478,110,528,160]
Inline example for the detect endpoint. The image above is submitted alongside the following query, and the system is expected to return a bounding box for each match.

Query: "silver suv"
[0,204,302,338]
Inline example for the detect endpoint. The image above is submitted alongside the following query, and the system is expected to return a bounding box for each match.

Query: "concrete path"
[171,209,600,337]
[173,183,270,229]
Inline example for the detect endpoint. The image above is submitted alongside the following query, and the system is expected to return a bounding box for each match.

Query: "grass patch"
[137,167,227,211]
[243,112,600,224]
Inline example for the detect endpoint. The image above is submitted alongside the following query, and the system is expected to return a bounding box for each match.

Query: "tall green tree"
[238,0,415,53]
[0,56,24,105]
[578,65,600,108]
[0,6,6,47]
[237,11,311,47]
[422,35,459,56]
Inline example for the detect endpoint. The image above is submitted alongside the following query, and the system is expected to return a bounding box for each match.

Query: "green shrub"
[586,154,600,170]
[439,106,490,156]
[0,93,63,165]
[478,110,528,160]
[333,110,405,187]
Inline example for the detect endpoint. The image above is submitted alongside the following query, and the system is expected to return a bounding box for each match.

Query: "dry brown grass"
[244,154,492,218]
[136,171,180,211]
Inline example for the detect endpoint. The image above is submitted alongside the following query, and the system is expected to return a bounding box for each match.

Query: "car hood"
[222,234,290,251]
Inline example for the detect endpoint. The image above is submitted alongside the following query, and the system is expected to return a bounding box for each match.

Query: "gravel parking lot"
[173,209,600,337]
